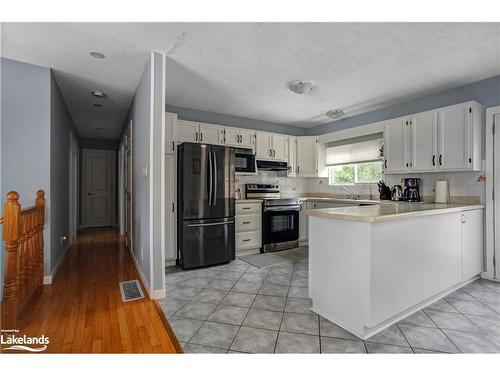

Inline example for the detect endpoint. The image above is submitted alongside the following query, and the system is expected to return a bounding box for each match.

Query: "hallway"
[1,229,180,354]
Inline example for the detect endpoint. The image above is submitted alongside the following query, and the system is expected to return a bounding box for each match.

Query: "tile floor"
[159,247,500,354]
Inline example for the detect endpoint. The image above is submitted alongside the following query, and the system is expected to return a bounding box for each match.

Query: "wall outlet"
[60,235,68,245]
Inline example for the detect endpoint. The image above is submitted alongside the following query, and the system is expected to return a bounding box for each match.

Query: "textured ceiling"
[2,23,500,139]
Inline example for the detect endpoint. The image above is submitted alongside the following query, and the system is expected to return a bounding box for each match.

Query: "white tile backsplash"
[235,163,486,203]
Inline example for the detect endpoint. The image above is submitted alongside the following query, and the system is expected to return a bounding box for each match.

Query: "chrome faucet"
[342,186,359,200]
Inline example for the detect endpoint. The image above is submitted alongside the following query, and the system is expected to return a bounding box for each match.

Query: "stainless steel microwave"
[235,148,257,174]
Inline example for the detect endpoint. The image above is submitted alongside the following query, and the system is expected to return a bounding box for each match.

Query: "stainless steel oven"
[262,199,300,252]
[246,184,299,253]
[235,148,257,175]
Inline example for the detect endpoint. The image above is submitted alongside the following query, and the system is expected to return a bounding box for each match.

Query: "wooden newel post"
[35,190,45,290]
[2,191,21,329]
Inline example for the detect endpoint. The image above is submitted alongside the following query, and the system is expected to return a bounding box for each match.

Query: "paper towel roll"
[435,180,449,203]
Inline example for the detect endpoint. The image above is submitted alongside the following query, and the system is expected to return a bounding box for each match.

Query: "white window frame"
[328,161,383,186]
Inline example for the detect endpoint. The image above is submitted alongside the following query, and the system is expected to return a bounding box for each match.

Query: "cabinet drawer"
[236,203,261,215]
[236,214,261,232]
[236,231,262,250]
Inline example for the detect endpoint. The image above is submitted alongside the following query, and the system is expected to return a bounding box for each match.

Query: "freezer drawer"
[179,217,235,269]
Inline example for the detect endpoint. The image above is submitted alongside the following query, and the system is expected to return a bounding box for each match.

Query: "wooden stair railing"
[1,190,45,329]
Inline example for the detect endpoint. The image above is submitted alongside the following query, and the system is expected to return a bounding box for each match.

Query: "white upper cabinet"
[383,101,482,174]
[296,136,318,177]
[165,112,177,155]
[225,127,255,149]
[272,134,289,161]
[287,136,297,177]
[199,122,225,145]
[436,103,483,171]
[411,111,437,171]
[384,118,407,173]
[255,132,272,159]
[177,119,199,143]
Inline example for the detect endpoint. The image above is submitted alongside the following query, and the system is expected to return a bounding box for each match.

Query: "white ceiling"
[2,23,500,139]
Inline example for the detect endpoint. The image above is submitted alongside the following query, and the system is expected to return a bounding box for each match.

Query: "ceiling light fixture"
[288,80,313,95]
[90,51,105,59]
[92,90,106,98]
[326,109,344,119]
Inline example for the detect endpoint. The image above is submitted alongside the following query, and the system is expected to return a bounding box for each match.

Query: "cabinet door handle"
[406,162,409,167]
[195,132,198,142]
[269,149,272,156]
[439,155,442,166]
[384,160,387,169]
[242,221,251,224]
[242,207,250,210]
[432,155,435,166]
[273,150,276,157]
[200,132,203,142]
[243,239,251,242]
[297,166,300,174]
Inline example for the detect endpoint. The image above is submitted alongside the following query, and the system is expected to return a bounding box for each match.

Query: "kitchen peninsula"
[307,202,484,339]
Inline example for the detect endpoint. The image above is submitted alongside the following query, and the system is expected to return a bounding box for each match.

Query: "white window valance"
[325,133,383,166]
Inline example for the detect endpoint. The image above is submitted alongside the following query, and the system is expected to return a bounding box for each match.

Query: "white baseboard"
[165,259,176,267]
[129,251,166,300]
[43,243,70,285]
[151,288,166,299]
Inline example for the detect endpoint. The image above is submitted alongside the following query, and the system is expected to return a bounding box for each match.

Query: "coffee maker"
[403,178,421,202]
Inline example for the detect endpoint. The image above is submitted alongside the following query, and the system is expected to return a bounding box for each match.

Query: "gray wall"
[166,104,307,136]
[123,56,153,291]
[50,73,79,274]
[307,74,500,136]
[1,58,51,298]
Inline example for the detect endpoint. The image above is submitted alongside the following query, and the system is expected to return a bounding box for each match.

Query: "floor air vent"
[119,280,145,302]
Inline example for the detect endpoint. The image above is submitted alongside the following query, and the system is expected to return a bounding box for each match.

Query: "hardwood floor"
[1,228,181,354]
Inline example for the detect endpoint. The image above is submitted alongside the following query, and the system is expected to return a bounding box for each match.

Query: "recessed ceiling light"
[94,103,103,107]
[288,80,313,95]
[326,109,344,119]
[92,90,106,98]
[90,51,105,59]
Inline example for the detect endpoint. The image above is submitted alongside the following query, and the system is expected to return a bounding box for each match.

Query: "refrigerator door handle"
[187,220,234,228]
[208,150,213,206]
[213,151,217,206]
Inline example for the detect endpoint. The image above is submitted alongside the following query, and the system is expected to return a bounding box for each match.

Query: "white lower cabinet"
[235,202,262,254]
[165,154,177,263]
[461,209,484,280]
[298,201,308,243]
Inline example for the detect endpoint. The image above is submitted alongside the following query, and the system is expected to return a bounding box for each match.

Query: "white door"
[255,132,272,160]
[239,129,255,150]
[384,118,407,173]
[124,129,132,250]
[412,111,437,171]
[83,149,116,228]
[287,136,296,177]
[165,154,177,261]
[165,112,177,154]
[272,134,288,161]
[177,120,199,143]
[296,136,317,176]
[438,104,470,170]
[199,123,224,145]
[69,132,79,238]
[224,127,240,147]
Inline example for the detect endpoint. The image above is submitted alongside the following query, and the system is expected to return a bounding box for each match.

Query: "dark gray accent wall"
[50,72,79,275]
[307,75,500,136]
[1,58,51,298]
[166,104,307,136]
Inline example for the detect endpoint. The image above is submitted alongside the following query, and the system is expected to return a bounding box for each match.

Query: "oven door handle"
[263,205,300,212]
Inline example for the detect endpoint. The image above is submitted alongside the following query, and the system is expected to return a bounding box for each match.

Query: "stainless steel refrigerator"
[177,143,236,268]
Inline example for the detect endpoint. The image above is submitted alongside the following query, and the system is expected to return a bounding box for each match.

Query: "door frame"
[122,122,133,251]
[69,131,79,239]
[485,105,499,281]
[81,148,117,228]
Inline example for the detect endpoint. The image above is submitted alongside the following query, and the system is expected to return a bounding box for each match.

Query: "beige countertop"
[306,202,485,223]
[297,197,387,205]
[235,199,263,204]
